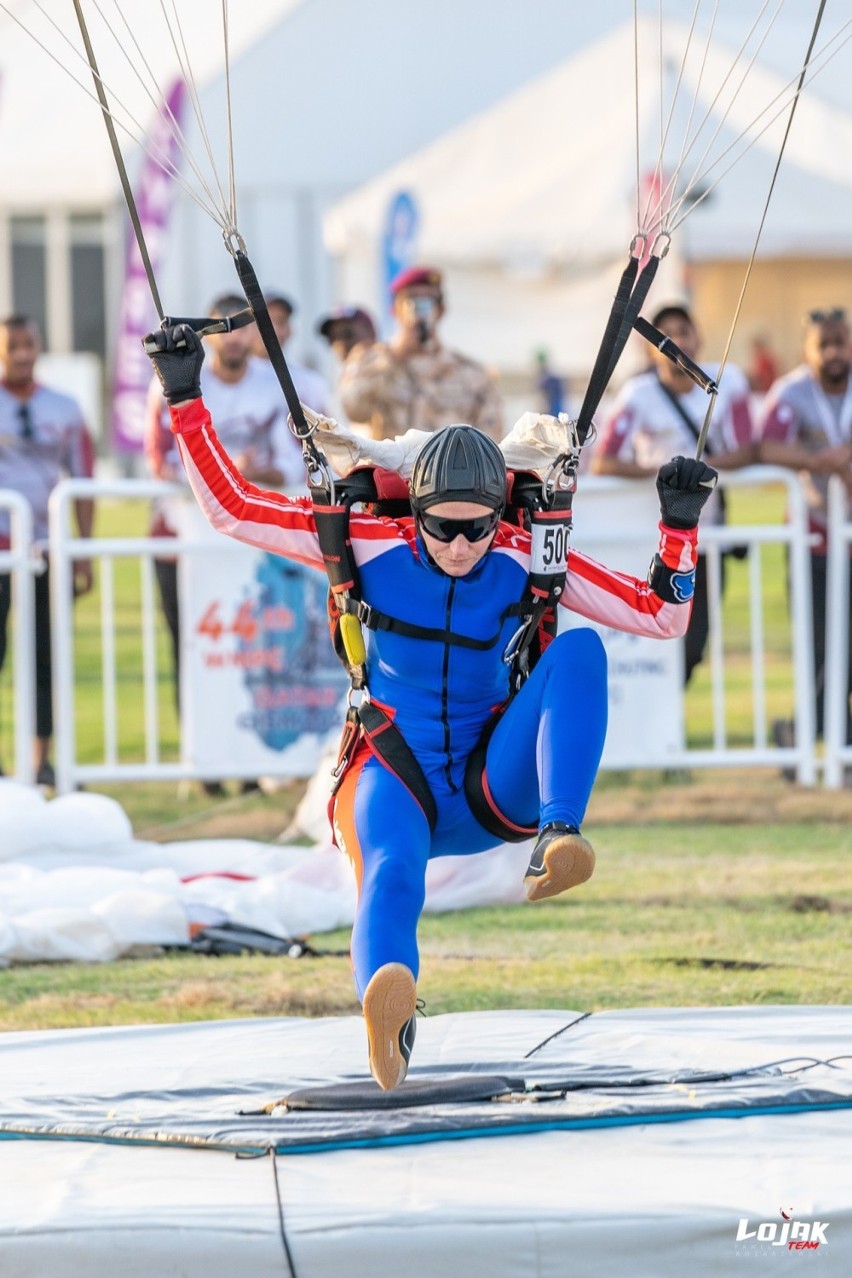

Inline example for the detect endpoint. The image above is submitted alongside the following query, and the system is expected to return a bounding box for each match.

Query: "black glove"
[656,455,718,529]
[144,323,205,405]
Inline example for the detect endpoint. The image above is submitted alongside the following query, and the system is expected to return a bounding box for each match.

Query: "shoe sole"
[524,834,596,902]
[362,962,417,1091]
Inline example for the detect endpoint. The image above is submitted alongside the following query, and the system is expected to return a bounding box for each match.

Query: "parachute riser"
[631,315,720,461]
[574,240,666,452]
[229,246,336,498]
[632,316,718,395]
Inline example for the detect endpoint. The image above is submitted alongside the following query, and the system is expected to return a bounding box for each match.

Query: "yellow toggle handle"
[339,612,367,667]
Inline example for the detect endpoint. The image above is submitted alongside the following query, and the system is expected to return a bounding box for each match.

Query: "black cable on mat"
[523,1011,593,1059]
[272,1152,300,1278]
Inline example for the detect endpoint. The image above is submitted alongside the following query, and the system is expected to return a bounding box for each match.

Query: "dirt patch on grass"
[589,770,852,825]
[137,788,305,843]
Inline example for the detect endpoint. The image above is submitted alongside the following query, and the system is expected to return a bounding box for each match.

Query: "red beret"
[390,265,443,296]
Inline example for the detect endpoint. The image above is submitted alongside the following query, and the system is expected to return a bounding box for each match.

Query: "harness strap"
[346,598,508,651]
[332,702,438,833]
[502,498,573,689]
[463,704,538,843]
[312,502,359,593]
[315,465,568,840]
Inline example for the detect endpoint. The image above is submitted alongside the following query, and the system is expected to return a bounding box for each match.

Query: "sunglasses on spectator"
[806,308,847,324]
[417,510,500,544]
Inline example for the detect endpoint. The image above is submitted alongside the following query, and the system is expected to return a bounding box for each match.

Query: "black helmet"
[410,425,506,514]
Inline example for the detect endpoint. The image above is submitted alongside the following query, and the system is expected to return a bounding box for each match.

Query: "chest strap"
[344,598,508,651]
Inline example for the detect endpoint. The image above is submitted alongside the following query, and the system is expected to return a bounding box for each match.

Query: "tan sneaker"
[524,823,595,901]
[362,962,417,1091]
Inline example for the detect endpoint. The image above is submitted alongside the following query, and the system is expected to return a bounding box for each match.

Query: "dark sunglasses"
[418,510,500,544]
[807,308,846,325]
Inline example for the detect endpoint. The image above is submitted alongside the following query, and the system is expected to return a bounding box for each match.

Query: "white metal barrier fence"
[0,490,39,784]
[33,468,845,793]
[572,466,817,782]
[824,475,852,789]
[669,465,816,782]
[49,477,208,795]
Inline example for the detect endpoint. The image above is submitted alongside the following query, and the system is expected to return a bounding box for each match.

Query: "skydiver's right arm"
[144,323,323,569]
[169,398,323,569]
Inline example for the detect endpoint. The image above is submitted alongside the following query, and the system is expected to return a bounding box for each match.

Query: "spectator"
[338,265,503,440]
[145,294,304,796]
[759,306,852,751]
[747,334,780,396]
[253,292,330,415]
[317,306,377,364]
[0,314,95,787]
[592,302,755,684]
[535,349,568,418]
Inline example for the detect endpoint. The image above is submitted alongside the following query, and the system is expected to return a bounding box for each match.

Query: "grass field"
[0,802,849,1031]
[1,479,850,1032]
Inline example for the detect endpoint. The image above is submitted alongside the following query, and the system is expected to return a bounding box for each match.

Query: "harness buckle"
[331,707,364,779]
[502,620,531,666]
[346,685,371,711]
[222,228,248,258]
[357,601,374,629]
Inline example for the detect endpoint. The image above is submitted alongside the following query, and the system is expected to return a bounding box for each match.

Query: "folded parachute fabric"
[311,412,572,480]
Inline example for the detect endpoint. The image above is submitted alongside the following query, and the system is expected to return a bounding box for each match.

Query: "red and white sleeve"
[560,522,698,638]
[169,398,323,569]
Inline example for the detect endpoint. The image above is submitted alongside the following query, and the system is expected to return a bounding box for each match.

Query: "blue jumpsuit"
[329,518,608,999]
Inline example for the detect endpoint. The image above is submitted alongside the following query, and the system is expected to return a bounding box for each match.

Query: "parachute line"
[222,0,239,232]
[692,0,829,460]
[91,0,232,228]
[636,2,851,241]
[157,0,235,233]
[0,0,240,235]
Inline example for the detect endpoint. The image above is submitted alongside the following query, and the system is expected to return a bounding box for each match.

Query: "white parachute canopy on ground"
[0,779,530,964]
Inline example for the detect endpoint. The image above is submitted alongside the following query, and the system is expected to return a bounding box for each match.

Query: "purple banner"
[110,78,186,454]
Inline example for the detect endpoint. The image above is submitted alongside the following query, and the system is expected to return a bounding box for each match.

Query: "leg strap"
[330,703,438,834]
[464,704,538,843]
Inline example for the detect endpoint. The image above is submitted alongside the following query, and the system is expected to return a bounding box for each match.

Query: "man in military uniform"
[338,266,503,441]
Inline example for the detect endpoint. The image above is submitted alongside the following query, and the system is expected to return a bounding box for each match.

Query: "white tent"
[323,16,852,379]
